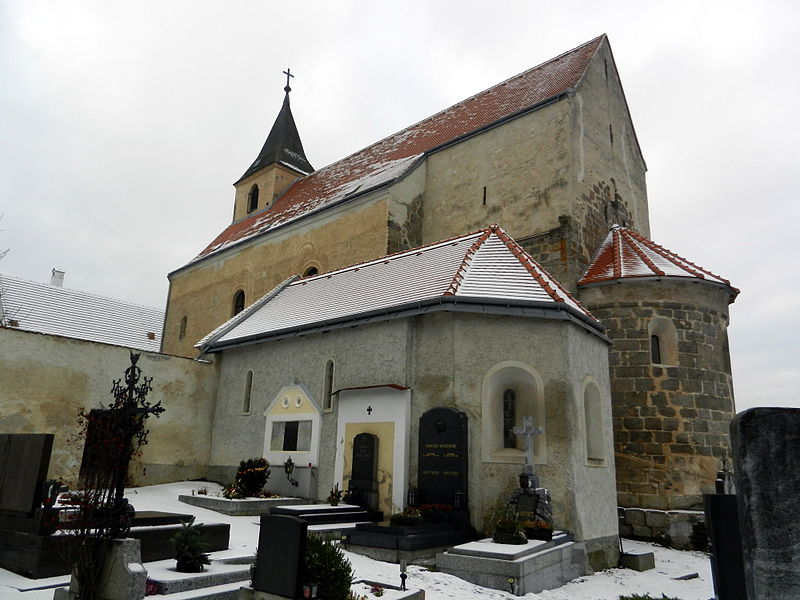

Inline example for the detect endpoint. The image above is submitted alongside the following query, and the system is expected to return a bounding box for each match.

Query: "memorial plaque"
[253,514,307,597]
[0,434,54,515]
[418,407,468,505]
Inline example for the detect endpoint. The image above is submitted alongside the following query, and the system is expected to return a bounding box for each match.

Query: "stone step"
[155,580,244,600]
[150,564,251,594]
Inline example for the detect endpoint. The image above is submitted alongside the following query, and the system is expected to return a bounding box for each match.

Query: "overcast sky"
[1,1,797,412]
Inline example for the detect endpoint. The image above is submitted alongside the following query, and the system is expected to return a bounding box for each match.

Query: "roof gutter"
[203,294,607,354]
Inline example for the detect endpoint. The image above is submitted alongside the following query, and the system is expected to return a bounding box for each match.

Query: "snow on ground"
[0,482,714,600]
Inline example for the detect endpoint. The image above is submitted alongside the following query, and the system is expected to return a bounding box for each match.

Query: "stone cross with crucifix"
[512,415,543,476]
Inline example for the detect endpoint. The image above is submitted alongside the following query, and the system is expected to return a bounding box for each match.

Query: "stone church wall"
[163,196,392,356]
[579,279,735,510]
[0,327,217,485]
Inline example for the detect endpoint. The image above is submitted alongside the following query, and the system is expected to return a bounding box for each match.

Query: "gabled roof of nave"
[197,224,601,353]
[0,273,164,351]
[190,35,608,266]
[578,225,739,300]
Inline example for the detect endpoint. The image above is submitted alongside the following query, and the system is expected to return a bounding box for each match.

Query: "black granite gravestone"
[253,514,307,598]
[704,493,746,600]
[349,433,378,510]
[0,434,53,516]
[418,407,468,506]
[732,408,800,599]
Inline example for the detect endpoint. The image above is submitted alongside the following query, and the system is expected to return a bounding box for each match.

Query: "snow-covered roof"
[578,225,739,300]
[0,274,164,351]
[187,35,606,266]
[198,225,601,353]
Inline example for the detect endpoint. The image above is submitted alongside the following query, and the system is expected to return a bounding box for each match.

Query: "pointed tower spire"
[236,70,314,184]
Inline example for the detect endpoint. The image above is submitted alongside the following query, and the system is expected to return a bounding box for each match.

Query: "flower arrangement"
[327,483,343,506]
[235,458,271,496]
[489,503,527,545]
[389,507,424,527]
[518,511,553,540]
[418,503,454,523]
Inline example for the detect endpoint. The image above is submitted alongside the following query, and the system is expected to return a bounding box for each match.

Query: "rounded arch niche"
[481,361,546,465]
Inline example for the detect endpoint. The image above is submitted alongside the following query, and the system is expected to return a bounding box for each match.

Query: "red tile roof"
[191,35,606,265]
[197,225,601,352]
[578,225,739,300]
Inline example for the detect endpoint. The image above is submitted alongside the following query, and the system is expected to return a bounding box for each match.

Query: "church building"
[158,34,738,551]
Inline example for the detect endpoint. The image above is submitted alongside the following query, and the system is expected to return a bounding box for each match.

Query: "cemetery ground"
[1,482,714,600]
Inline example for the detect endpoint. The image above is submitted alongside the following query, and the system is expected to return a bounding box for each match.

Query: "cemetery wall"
[580,278,735,511]
[0,327,217,485]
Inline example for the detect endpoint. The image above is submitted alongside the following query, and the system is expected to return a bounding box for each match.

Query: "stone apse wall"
[580,279,735,511]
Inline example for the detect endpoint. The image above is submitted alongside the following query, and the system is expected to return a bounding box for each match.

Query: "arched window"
[247,184,259,213]
[178,316,187,341]
[303,265,319,277]
[481,362,546,464]
[583,381,604,462]
[243,370,253,414]
[322,359,335,411]
[232,290,245,316]
[503,389,516,448]
[648,317,678,366]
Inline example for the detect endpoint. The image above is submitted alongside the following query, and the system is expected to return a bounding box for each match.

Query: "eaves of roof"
[200,294,607,354]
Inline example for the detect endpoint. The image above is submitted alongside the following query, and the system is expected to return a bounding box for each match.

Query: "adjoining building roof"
[236,90,314,183]
[190,35,606,265]
[197,224,602,353]
[0,274,164,351]
[578,225,739,299]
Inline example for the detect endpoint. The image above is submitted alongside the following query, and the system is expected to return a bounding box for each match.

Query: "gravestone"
[732,408,800,599]
[418,407,468,506]
[349,433,378,510]
[252,514,307,598]
[0,434,54,516]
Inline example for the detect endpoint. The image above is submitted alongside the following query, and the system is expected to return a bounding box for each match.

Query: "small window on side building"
[243,370,253,414]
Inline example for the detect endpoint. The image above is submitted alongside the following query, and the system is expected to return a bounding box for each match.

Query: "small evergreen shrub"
[305,535,354,600]
[172,517,211,572]
[235,458,270,496]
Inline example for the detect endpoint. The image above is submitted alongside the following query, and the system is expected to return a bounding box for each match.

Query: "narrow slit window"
[503,389,516,448]
[323,359,335,411]
[243,370,253,414]
[650,334,662,364]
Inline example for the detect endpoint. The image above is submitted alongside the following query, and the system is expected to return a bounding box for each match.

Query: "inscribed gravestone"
[349,433,378,510]
[0,434,53,515]
[418,407,468,505]
[253,514,307,598]
[732,408,800,599]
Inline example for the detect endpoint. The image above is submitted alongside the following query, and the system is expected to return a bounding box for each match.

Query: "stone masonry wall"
[519,181,633,293]
[579,280,735,510]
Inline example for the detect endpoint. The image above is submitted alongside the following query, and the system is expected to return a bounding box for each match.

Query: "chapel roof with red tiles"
[187,35,608,267]
[578,225,739,301]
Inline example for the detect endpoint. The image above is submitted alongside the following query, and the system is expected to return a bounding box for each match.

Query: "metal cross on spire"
[283,67,294,93]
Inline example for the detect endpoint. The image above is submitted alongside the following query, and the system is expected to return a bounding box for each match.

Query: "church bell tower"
[232,69,314,221]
